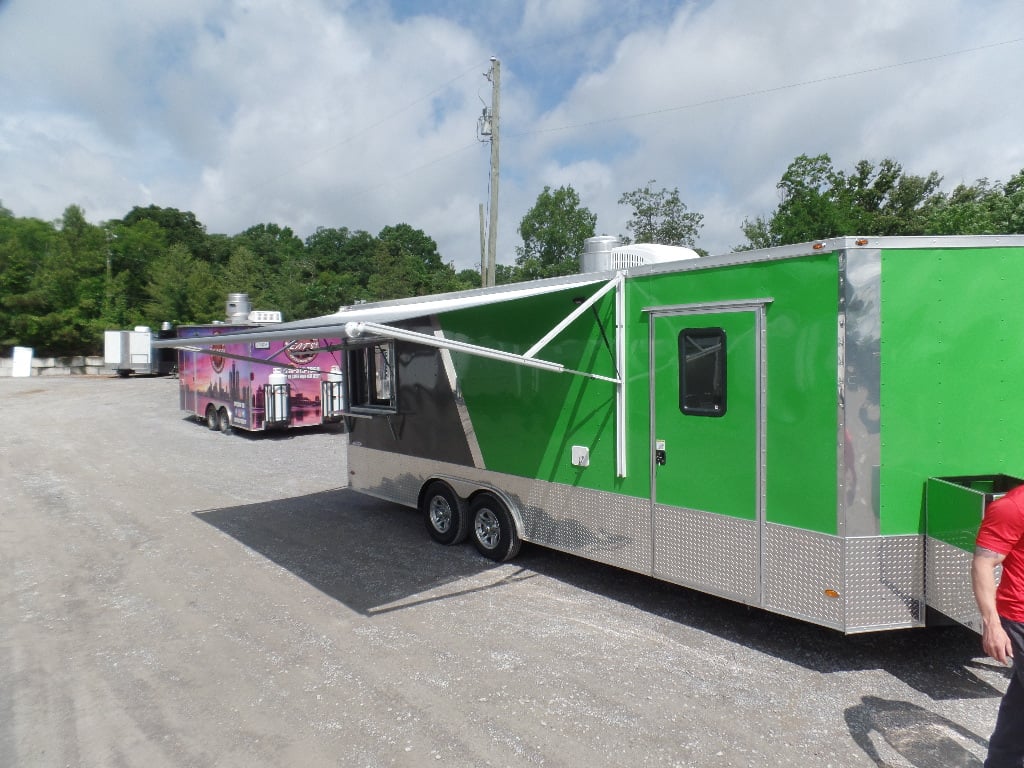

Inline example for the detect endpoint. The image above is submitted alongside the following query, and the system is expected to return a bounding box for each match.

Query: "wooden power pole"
[484,57,500,287]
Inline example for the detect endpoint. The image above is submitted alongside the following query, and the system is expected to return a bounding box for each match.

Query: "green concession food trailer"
[160,235,1024,633]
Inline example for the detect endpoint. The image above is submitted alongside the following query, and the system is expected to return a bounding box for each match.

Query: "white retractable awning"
[153,272,611,349]
[156,271,628,476]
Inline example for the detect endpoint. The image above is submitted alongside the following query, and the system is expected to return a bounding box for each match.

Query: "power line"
[249,61,488,192]
[507,36,1024,138]
[251,34,1024,200]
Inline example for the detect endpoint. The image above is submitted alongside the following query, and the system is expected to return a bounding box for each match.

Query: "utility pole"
[483,57,500,287]
[479,203,486,284]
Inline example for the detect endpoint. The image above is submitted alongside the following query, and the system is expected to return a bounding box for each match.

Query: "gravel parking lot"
[0,375,1007,767]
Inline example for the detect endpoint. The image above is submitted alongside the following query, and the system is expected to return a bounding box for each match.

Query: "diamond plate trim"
[652,504,758,603]
[845,535,925,631]
[926,537,984,633]
[763,524,844,629]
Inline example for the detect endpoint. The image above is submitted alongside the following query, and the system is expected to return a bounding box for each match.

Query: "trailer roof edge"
[628,234,1024,279]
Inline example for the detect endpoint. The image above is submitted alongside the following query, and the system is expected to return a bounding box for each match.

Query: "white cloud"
[1,0,1022,270]
[520,0,599,36]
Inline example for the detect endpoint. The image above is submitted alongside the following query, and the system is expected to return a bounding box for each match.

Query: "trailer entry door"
[648,303,766,604]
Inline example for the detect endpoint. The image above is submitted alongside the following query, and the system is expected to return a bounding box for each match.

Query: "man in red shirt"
[973,483,1024,768]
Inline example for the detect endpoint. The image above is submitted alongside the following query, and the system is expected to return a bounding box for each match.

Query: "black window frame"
[346,341,397,413]
[678,327,727,417]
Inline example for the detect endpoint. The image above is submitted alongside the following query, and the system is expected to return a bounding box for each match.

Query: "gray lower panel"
[653,504,758,604]
[350,446,927,633]
[348,446,652,575]
[926,537,983,633]
[763,524,844,630]
[763,526,925,632]
[844,535,924,631]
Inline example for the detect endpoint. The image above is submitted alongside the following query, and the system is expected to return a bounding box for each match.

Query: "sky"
[1,0,1022,271]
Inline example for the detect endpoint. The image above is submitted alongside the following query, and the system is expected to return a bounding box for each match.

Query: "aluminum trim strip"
[643,298,774,315]
[839,247,882,537]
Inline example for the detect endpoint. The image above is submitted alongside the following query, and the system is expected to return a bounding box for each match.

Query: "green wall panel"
[880,247,1024,534]
[629,253,840,534]
[440,285,637,495]
[437,252,843,534]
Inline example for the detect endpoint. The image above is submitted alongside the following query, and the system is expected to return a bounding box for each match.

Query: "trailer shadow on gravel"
[195,486,533,619]
[196,488,1002,767]
[512,546,1002,768]
[196,488,1002,691]
[513,541,1005,698]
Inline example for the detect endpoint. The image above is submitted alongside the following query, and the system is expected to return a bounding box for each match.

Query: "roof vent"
[580,236,700,272]
[226,293,252,324]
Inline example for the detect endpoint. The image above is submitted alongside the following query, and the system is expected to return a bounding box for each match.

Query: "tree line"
[2,152,1022,356]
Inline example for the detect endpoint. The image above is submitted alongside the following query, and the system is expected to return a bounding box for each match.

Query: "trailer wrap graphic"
[177,325,343,431]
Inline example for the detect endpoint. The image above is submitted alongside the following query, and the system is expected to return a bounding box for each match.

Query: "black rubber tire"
[470,492,521,562]
[217,407,231,433]
[422,481,469,545]
[205,405,219,430]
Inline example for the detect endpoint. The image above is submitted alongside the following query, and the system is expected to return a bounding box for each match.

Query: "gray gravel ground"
[0,375,1008,767]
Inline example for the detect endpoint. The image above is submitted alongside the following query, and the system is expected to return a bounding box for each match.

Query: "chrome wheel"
[474,507,501,550]
[421,482,468,545]
[429,495,453,534]
[470,493,521,562]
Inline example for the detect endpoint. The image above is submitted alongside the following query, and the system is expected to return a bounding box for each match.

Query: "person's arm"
[972,546,1013,664]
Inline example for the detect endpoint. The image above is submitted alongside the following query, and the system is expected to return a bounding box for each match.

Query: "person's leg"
[985,619,1024,768]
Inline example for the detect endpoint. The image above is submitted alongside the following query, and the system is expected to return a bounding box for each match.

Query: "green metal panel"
[880,247,1024,535]
[924,476,1017,552]
[652,311,759,520]
[437,252,843,534]
[630,254,840,534]
[440,284,635,493]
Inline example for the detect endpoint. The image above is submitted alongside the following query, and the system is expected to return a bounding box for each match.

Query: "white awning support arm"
[346,321,621,384]
[524,275,623,359]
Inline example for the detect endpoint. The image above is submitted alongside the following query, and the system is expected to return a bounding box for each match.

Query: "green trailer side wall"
[630,253,840,533]
[880,246,1024,536]
[440,285,635,494]
[442,255,841,533]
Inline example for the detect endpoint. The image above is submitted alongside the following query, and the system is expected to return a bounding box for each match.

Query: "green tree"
[922,170,1024,235]
[367,224,463,300]
[494,263,524,285]
[618,181,703,247]
[456,268,482,288]
[302,226,376,314]
[146,243,221,324]
[739,154,944,248]
[122,205,213,262]
[378,223,443,272]
[515,185,596,279]
[229,223,306,316]
[763,154,848,244]
[104,218,168,327]
[0,212,59,351]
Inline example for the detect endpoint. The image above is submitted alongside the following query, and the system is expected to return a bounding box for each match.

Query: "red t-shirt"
[976,484,1024,622]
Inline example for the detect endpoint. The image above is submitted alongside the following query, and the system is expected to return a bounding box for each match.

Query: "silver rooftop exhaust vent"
[226,293,252,324]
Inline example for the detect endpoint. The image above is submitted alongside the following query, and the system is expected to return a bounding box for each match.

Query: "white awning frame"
[156,273,629,476]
